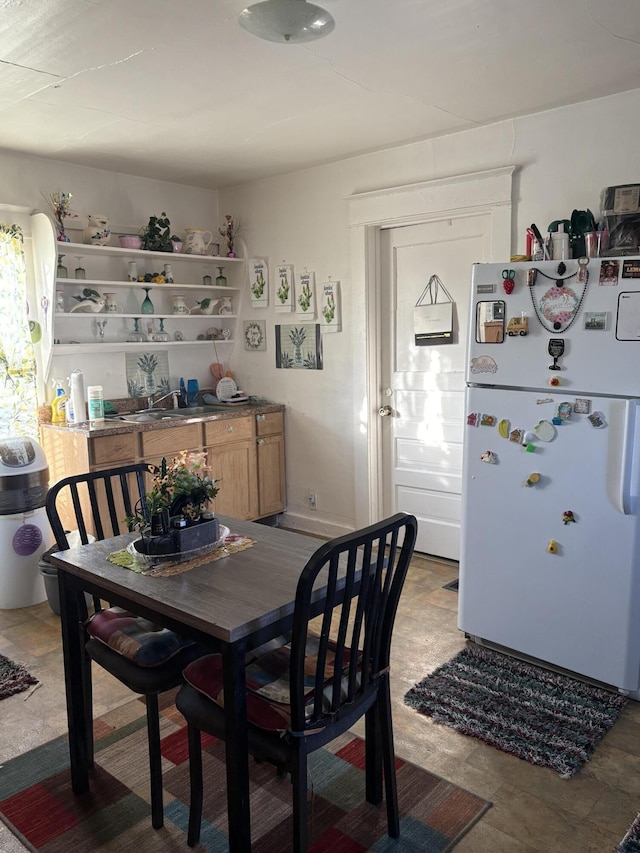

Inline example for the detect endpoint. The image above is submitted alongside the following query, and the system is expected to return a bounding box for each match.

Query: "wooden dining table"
[50,516,324,853]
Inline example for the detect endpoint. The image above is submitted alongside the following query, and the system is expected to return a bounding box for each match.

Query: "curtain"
[0,223,38,438]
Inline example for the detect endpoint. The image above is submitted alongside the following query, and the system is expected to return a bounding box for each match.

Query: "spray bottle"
[50,379,67,424]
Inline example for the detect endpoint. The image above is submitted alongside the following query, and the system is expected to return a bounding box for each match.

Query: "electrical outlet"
[308,493,318,510]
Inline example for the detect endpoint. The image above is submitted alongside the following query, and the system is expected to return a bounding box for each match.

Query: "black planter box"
[172,517,220,553]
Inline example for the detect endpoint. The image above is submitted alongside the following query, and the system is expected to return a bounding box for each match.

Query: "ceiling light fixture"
[238,0,335,44]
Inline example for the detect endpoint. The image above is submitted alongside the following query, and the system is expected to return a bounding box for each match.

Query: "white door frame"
[347,167,515,530]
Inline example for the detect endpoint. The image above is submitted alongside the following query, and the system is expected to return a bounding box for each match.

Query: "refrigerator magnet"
[556,402,572,419]
[587,411,606,428]
[534,420,555,441]
[480,414,497,426]
[466,412,480,427]
[480,450,497,463]
[498,419,510,438]
[562,510,577,524]
[547,540,559,554]
[524,472,540,487]
[509,428,524,444]
[584,312,607,330]
[574,398,591,414]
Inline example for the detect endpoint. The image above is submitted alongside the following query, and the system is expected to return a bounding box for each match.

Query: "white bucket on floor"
[0,507,53,609]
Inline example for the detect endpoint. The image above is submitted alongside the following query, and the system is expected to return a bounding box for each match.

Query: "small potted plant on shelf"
[140,212,180,252]
[126,451,220,557]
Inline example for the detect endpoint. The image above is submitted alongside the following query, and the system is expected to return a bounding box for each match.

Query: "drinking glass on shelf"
[57,255,68,278]
[215,266,227,287]
[128,318,147,342]
[141,287,154,314]
[95,319,107,342]
[153,318,170,342]
[74,256,86,280]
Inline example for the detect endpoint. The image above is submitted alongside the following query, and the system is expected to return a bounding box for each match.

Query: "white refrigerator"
[458,257,640,695]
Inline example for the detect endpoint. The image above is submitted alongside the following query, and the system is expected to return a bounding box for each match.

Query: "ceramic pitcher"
[183,228,213,255]
[83,214,111,246]
[172,294,190,315]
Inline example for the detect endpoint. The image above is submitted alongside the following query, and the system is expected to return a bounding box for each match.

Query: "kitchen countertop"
[40,403,284,438]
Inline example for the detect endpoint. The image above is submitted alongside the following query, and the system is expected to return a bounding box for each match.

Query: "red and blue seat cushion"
[87,607,196,666]
[183,635,357,733]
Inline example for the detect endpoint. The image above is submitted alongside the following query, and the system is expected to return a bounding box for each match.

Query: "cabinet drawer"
[255,411,284,437]
[141,423,202,458]
[90,433,138,467]
[204,416,254,446]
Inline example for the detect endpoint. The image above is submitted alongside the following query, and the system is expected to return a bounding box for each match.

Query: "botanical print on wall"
[243,319,267,352]
[125,350,170,398]
[295,270,316,319]
[249,259,269,307]
[275,324,323,370]
[275,264,294,313]
[320,279,342,333]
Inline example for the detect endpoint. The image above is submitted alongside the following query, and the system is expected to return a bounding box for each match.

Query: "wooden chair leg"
[187,724,203,848]
[379,683,399,838]
[290,745,308,853]
[146,694,164,829]
[365,704,383,805]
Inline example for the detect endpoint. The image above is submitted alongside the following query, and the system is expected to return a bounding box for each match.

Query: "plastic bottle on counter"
[87,385,105,425]
[178,377,188,408]
[51,380,67,424]
[68,368,86,424]
[551,223,570,260]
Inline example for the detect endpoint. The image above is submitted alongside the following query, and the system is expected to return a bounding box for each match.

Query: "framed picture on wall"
[275,324,323,369]
[249,259,269,307]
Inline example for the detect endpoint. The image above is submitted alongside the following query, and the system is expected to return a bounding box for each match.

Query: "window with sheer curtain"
[0,223,38,439]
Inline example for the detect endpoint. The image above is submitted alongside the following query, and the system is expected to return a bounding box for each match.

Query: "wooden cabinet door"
[207,440,258,521]
[256,433,286,517]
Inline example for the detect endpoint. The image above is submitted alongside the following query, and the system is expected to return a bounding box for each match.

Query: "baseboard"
[280,511,352,541]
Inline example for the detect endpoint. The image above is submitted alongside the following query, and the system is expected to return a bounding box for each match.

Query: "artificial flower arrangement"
[126,452,220,556]
[45,191,79,242]
[218,214,241,257]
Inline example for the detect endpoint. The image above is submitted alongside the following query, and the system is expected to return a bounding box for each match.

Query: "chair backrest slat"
[289,513,417,734]
[46,463,150,550]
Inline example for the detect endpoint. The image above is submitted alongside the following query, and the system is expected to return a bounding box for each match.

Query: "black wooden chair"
[176,511,418,851]
[46,463,210,829]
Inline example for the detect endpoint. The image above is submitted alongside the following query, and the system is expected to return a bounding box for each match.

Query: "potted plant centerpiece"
[140,212,180,253]
[126,451,220,558]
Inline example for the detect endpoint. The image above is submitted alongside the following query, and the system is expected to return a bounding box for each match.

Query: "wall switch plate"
[308,493,318,510]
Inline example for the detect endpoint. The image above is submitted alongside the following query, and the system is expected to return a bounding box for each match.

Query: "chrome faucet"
[147,389,180,410]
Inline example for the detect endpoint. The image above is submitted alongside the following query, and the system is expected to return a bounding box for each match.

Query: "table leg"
[58,570,92,793]
[222,641,251,852]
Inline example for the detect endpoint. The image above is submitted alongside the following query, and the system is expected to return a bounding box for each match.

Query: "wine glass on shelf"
[74,256,86,280]
[128,318,147,343]
[215,266,227,287]
[141,287,154,314]
[95,319,107,342]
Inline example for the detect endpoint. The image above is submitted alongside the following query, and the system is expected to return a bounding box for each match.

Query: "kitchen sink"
[117,410,188,423]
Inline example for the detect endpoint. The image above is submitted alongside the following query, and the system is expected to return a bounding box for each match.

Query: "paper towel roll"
[69,369,86,424]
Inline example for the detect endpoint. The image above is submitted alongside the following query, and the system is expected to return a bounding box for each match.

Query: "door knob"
[379,405,393,417]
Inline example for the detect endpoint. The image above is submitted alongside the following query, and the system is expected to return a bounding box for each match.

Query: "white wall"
[0,151,219,399]
[220,88,640,536]
[3,91,640,538]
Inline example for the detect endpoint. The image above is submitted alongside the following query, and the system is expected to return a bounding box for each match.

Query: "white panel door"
[379,216,491,559]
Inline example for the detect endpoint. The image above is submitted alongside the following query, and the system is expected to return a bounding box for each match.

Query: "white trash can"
[0,437,51,609]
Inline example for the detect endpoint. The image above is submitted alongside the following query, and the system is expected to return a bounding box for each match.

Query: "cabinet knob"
[257,438,265,445]
[227,425,233,433]
[256,414,265,422]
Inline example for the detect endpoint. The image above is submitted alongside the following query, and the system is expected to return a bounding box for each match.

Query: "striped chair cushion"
[183,635,356,733]
[87,607,195,666]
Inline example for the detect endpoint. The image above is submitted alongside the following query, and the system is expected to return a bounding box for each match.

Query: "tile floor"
[1,553,639,852]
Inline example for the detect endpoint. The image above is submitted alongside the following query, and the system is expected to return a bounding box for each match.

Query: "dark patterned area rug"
[617,813,640,852]
[405,644,627,778]
[0,696,491,852]
[0,653,38,700]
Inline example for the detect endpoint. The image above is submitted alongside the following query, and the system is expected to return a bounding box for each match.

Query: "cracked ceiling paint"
[0,0,639,189]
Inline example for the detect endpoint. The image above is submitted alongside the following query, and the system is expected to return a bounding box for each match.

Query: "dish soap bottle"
[552,223,570,260]
[51,380,67,424]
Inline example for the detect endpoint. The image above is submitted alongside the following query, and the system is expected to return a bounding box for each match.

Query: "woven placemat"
[108,533,255,577]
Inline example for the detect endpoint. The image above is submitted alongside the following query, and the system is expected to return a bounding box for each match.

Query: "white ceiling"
[2,0,640,190]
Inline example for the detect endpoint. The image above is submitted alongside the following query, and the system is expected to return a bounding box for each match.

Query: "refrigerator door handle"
[620,400,640,515]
